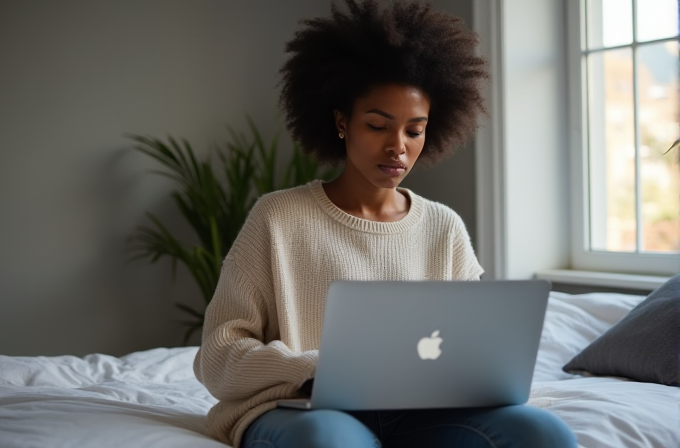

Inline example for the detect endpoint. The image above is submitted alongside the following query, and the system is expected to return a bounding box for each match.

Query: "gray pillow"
[563,274,680,386]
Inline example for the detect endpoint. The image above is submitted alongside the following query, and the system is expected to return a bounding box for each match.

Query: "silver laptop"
[277,280,550,410]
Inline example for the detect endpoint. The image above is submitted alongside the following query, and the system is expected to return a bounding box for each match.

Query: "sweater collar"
[308,179,423,234]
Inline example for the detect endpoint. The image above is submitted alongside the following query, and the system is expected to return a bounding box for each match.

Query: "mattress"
[1,291,678,448]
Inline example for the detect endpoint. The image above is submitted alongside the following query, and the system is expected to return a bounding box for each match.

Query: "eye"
[368,124,385,131]
[407,131,423,138]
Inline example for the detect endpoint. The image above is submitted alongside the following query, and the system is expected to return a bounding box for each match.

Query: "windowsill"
[534,269,671,291]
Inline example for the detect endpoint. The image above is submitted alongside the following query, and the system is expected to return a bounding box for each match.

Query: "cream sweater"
[193,180,484,447]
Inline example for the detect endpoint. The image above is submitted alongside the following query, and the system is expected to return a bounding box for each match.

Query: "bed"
[1,290,678,448]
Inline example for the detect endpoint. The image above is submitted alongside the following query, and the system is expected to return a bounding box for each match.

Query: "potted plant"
[128,117,338,343]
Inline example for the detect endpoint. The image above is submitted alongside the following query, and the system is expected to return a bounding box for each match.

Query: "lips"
[378,162,407,177]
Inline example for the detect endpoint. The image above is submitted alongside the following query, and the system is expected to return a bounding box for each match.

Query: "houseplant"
[128,117,338,343]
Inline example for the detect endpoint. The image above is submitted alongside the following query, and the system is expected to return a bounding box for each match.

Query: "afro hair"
[278,0,489,166]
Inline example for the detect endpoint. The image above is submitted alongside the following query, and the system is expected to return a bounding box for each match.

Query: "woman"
[194,1,577,447]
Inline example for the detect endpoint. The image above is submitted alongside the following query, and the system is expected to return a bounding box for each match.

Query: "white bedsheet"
[0,348,225,447]
[530,292,680,448]
[1,292,678,448]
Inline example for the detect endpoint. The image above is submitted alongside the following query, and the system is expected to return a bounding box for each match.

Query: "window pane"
[587,0,633,49]
[637,0,680,42]
[588,49,636,252]
[638,41,680,252]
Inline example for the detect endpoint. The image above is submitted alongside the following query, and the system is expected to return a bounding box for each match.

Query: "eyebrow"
[365,108,428,123]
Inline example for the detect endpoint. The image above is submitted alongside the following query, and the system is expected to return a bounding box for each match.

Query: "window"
[570,0,680,275]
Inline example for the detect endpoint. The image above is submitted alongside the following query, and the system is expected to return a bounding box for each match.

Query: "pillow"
[562,274,680,386]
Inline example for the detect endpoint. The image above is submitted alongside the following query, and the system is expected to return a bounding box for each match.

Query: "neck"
[322,166,410,222]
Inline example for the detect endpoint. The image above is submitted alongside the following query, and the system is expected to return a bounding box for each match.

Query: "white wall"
[0,0,476,356]
[503,0,570,278]
[474,0,570,279]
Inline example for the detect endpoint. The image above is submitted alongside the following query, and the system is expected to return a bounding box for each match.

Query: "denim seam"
[390,423,499,448]
[244,440,276,448]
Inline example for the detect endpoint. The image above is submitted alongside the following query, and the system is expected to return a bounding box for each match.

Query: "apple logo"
[417,330,443,360]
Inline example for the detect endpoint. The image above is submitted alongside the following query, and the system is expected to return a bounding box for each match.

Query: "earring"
[339,131,345,139]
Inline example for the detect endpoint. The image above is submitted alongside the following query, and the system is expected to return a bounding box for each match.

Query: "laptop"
[277,279,550,410]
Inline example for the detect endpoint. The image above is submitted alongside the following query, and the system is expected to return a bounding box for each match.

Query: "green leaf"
[178,319,204,345]
[126,115,336,339]
[175,302,205,320]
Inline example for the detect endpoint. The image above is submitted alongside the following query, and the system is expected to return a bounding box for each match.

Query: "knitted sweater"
[193,180,484,447]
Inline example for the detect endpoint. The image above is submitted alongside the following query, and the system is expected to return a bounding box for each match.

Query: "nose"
[385,130,406,157]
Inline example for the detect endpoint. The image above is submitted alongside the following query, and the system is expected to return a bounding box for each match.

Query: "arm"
[450,215,484,281]
[194,257,317,403]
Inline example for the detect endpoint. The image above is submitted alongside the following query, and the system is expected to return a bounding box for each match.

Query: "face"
[335,83,430,189]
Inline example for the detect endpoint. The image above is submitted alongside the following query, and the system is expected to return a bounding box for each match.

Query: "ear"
[334,109,347,134]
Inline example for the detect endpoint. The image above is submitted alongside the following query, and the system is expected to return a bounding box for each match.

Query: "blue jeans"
[242,405,577,448]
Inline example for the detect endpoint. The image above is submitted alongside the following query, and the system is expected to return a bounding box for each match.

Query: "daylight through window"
[584,0,680,254]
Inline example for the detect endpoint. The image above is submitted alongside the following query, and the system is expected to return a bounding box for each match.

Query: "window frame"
[567,0,680,276]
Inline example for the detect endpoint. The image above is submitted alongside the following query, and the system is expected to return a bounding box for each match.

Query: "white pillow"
[533,291,646,382]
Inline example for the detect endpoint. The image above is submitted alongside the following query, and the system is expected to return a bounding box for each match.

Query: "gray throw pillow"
[563,274,680,386]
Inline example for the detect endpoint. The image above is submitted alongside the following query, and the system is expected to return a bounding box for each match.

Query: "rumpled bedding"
[1,291,678,448]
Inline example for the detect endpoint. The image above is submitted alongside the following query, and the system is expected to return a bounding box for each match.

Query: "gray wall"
[501,0,570,279]
[0,0,476,356]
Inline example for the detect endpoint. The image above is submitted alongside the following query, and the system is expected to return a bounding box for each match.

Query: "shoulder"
[243,182,319,231]
[232,181,322,246]
[250,182,317,218]
[226,183,316,264]
[405,190,467,234]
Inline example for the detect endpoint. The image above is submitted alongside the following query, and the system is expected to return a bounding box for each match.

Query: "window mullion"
[584,35,680,55]
[584,53,593,252]
[632,0,643,253]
